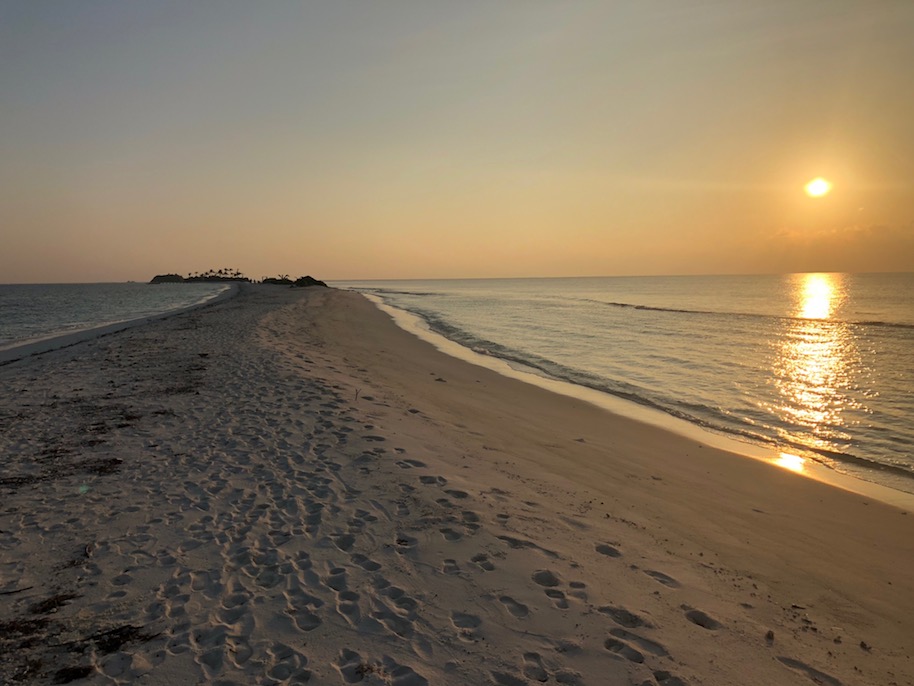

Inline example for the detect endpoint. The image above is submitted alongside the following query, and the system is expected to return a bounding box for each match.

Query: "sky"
[1,1,913,283]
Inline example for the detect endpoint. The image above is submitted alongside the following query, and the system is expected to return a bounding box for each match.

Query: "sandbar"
[1,285,911,685]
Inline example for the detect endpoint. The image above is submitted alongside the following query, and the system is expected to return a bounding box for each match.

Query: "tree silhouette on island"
[149,269,327,287]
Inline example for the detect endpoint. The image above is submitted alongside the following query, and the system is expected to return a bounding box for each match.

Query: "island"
[149,268,327,287]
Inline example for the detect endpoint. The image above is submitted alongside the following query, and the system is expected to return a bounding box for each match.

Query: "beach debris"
[0,616,49,641]
[29,593,79,616]
[765,630,775,642]
[859,640,871,651]
[52,665,95,683]
[90,625,160,654]
[0,586,34,596]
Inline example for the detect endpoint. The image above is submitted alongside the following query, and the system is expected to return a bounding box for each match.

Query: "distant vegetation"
[149,268,327,287]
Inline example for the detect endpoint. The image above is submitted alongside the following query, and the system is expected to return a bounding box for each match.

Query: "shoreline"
[1,286,912,685]
[0,283,239,366]
[363,292,914,510]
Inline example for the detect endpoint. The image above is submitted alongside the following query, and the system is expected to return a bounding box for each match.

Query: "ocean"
[0,282,230,355]
[336,273,914,495]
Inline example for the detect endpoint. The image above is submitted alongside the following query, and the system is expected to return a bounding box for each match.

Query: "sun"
[805,177,832,197]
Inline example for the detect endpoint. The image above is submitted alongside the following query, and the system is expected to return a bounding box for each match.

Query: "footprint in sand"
[609,628,669,657]
[292,551,312,571]
[653,669,690,686]
[471,553,495,571]
[265,642,311,683]
[445,489,469,500]
[217,603,247,624]
[190,570,222,598]
[522,652,549,682]
[451,611,482,629]
[776,657,843,686]
[598,605,648,628]
[451,611,483,641]
[684,607,722,630]
[382,660,428,686]
[643,569,681,588]
[396,459,428,469]
[226,636,253,668]
[336,590,361,625]
[442,559,461,575]
[326,567,348,592]
[332,533,356,552]
[604,637,644,663]
[255,569,283,589]
[374,604,415,639]
[395,534,418,554]
[531,569,561,587]
[491,671,528,686]
[595,543,622,558]
[545,588,569,609]
[291,609,322,632]
[498,596,529,618]
[336,648,366,684]
[568,580,588,601]
[440,527,462,542]
[350,553,382,572]
[499,536,559,559]
[419,475,447,486]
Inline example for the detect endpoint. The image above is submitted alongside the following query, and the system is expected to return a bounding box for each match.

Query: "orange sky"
[1,2,912,283]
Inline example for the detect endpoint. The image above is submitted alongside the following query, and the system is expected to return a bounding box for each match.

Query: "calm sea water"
[0,282,230,352]
[338,274,914,493]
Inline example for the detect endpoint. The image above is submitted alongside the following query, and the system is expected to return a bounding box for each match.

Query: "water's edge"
[362,292,914,510]
[0,284,239,366]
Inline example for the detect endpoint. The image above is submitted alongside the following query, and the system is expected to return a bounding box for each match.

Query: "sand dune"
[1,285,911,685]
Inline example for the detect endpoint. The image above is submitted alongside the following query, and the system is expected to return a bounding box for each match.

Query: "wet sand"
[1,285,912,685]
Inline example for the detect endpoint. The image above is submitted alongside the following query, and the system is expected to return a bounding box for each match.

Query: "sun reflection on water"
[775,452,806,473]
[770,274,858,455]
[799,274,836,319]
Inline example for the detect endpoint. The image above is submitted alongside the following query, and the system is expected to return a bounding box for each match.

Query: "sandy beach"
[1,285,912,686]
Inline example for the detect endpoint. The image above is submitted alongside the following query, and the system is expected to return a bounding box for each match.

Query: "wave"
[386,299,914,485]
[351,287,440,297]
[582,298,914,330]
[356,287,914,330]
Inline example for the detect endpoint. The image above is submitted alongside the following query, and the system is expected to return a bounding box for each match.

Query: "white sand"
[1,285,912,685]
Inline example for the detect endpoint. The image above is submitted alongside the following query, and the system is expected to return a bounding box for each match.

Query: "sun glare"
[775,452,806,473]
[804,177,832,197]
